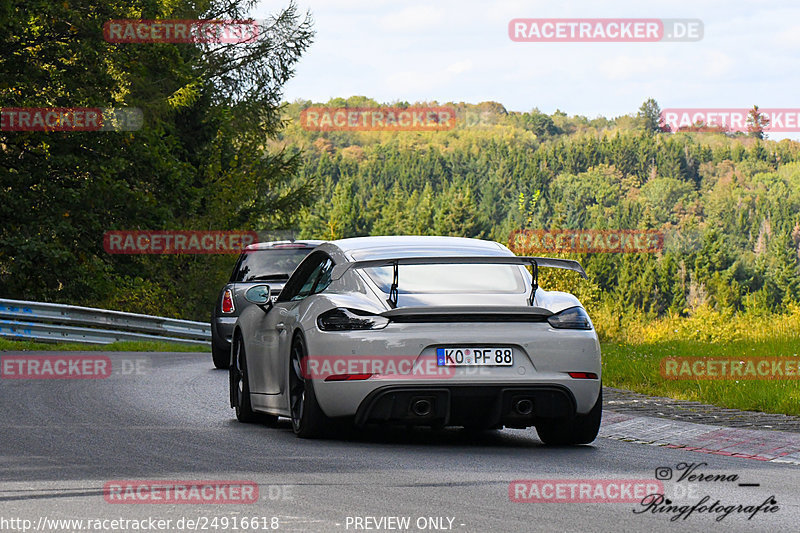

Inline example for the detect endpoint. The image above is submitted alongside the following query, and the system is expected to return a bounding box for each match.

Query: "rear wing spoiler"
[330,256,587,308]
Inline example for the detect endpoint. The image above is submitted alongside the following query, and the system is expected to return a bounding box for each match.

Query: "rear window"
[230,248,313,282]
[363,264,528,294]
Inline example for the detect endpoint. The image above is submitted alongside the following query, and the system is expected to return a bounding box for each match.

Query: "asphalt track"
[1,351,799,533]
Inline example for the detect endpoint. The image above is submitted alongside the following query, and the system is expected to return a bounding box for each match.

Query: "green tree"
[0,0,314,319]
[323,177,362,239]
[433,183,486,237]
[637,98,664,134]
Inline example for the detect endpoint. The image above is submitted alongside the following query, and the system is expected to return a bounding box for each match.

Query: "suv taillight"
[221,289,235,314]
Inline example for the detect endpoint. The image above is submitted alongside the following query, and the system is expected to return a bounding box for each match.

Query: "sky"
[254,0,800,139]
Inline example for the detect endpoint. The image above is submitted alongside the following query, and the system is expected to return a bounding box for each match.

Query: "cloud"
[773,25,800,46]
[379,5,446,33]
[445,60,473,75]
[600,55,672,80]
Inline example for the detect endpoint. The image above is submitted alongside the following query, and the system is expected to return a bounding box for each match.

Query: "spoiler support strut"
[387,262,399,308]
[529,260,538,306]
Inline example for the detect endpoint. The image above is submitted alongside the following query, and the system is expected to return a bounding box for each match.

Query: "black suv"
[210,240,322,368]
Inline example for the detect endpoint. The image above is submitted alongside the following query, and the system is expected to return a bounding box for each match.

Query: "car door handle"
[276,322,286,331]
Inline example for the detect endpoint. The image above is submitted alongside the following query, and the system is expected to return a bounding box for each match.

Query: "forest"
[279,96,800,332]
[5,5,800,332]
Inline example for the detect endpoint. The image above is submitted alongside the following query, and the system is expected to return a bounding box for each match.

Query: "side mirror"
[244,284,272,312]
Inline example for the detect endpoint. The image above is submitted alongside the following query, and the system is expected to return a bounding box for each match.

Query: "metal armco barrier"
[0,299,211,346]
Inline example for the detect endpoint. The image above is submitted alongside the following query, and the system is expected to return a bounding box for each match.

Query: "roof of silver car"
[244,240,324,251]
[330,236,509,259]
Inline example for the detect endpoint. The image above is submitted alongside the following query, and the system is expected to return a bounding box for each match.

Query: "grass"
[591,303,800,415]
[0,338,210,352]
[601,336,800,416]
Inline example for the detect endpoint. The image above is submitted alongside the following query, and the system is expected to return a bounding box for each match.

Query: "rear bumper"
[304,321,601,418]
[353,384,579,428]
[211,316,237,348]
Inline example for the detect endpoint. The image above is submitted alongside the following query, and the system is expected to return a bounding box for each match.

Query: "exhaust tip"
[411,399,433,417]
[514,399,534,416]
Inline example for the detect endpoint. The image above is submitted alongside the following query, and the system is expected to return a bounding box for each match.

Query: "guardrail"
[0,299,211,346]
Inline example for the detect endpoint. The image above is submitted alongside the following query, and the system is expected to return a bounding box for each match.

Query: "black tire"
[289,336,329,438]
[536,389,602,445]
[212,341,230,369]
[229,335,278,425]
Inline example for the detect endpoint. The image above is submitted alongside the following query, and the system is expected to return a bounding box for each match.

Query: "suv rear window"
[230,248,313,283]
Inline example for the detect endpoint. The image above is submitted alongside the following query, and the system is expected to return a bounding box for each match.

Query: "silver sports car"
[229,236,602,444]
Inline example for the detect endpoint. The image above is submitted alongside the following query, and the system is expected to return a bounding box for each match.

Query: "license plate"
[436,347,513,366]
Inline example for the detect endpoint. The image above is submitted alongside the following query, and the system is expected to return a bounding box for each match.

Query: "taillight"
[317,308,389,331]
[221,289,235,314]
[547,307,593,330]
[568,372,598,379]
[325,373,373,382]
